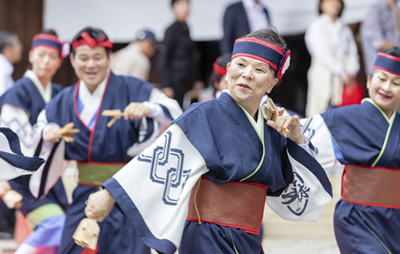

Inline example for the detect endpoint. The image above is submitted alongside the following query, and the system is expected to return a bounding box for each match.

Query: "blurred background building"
[0,0,375,116]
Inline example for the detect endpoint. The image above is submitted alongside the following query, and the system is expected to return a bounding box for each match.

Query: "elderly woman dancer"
[84,29,332,254]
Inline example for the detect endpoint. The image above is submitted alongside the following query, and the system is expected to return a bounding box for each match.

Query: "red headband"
[71,32,113,50]
[213,57,227,76]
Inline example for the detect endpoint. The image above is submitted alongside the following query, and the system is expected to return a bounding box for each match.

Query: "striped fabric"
[0,128,45,181]
[373,52,400,76]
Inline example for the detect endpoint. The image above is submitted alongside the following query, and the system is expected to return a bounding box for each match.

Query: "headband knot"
[373,52,400,76]
[71,32,113,50]
[231,37,291,79]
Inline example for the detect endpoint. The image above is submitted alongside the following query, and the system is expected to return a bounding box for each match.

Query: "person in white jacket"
[305,0,360,117]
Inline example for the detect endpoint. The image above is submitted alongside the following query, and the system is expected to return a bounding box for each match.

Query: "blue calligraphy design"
[137,131,191,205]
[300,118,318,154]
[281,172,310,216]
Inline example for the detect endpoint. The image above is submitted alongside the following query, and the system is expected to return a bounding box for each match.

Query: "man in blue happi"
[34,27,182,254]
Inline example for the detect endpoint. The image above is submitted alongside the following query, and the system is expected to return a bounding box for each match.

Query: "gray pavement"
[262,238,340,254]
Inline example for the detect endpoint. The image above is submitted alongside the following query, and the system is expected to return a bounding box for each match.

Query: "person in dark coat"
[158,0,195,108]
[220,0,271,54]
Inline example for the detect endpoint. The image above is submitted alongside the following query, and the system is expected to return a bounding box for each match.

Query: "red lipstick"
[238,83,250,89]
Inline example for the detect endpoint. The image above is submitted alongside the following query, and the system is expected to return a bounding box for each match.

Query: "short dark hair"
[171,0,188,7]
[0,30,17,54]
[318,0,344,17]
[383,46,400,58]
[244,28,287,77]
[39,28,58,37]
[71,27,111,57]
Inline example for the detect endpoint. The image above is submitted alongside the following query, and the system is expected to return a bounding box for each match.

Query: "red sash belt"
[186,177,268,234]
[341,164,400,208]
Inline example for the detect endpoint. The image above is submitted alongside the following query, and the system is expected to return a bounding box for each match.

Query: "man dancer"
[34,27,182,254]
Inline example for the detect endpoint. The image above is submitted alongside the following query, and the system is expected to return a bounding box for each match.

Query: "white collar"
[242,0,264,11]
[79,69,110,100]
[24,70,52,103]
[78,69,110,125]
[244,104,264,139]
[0,54,14,75]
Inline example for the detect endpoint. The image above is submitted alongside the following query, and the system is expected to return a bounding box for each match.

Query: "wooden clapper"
[102,110,127,128]
[262,98,289,137]
[58,122,80,142]
[73,218,100,250]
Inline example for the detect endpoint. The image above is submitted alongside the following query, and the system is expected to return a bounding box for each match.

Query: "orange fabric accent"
[187,178,267,234]
[14,211,32,246]
[341,164,400,208]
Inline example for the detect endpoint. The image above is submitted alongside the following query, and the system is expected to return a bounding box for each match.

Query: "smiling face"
[70,45,111,93]
[29,46,62,82]
[367,70,400,118]
[226,56,278,116]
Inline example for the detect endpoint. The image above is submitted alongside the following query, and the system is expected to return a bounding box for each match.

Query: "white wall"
[44,0,377,42]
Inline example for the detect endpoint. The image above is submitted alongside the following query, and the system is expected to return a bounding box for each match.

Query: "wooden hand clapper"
[262,98,289,137]
[73,218,100,250]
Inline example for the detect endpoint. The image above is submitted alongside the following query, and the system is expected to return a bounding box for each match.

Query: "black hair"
[210,53,231,86]
[39,28,58,37]
[71,27,112,57]
[244,28,287,77]
[0,30,18,54]
[318,0,344,17]
[383,46,400,58]
[171,0,188,7]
